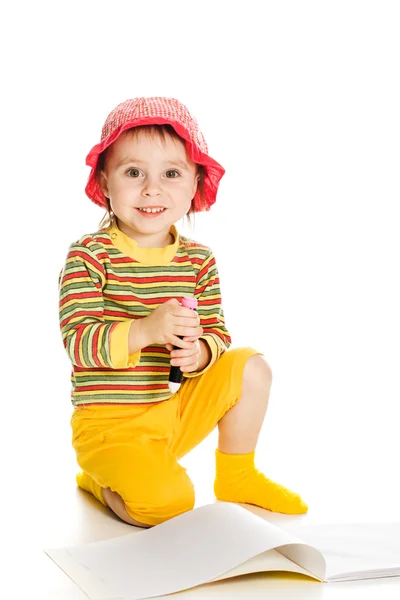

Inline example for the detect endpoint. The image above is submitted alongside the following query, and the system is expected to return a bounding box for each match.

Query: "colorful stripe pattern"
[59,230,231,405]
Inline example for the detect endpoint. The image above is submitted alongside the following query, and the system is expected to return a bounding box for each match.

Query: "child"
[59,97,308,528]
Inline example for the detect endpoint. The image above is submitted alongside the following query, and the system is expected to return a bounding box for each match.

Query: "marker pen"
[168,296,198,393]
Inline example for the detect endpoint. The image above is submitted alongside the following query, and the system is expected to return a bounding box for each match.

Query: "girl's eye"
[166,170,180,178]
[126,168,141,177]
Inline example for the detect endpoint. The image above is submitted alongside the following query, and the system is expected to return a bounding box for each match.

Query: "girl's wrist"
[128,318,151,354]
[197,338,212,371]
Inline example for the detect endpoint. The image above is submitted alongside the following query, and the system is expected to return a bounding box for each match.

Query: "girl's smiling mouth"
[135,207,167,217]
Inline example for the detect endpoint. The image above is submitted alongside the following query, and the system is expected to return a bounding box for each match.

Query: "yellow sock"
[76,471,108,507]
[214,449,308,514]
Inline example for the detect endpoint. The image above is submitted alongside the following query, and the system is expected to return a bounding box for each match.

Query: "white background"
[2,1,400,598]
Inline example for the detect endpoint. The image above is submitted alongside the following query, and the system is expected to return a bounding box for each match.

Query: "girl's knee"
[223,347,270,384]
[124,472,195,526]
[243,354,272,385]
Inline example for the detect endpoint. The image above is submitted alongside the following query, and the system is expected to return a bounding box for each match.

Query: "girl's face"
[99,130,199,247]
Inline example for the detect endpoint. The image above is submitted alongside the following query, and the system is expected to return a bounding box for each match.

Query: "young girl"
[59,97,308,528]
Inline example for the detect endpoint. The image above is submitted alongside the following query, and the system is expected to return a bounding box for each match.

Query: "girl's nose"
[142,175,162,196]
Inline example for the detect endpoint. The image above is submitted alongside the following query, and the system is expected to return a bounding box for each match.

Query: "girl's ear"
[192,174,200,197]
[99,170,109,197]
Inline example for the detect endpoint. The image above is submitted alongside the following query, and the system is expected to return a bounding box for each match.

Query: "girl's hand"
[145,298,202,349]
[166,337,201,373]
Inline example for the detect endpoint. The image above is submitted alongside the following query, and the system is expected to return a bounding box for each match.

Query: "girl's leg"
[214,354,308,513]
[217,353,272,454]
[170,348,308,514]
[75,472,150,526]
[72,401,195,527]
[170,347,263,459]
[76,443,195,528]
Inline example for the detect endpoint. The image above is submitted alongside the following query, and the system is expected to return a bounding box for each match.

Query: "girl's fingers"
[172,341,198,356]
[178,358,199,372]
[171,346,197,360]
[171,350,192,361]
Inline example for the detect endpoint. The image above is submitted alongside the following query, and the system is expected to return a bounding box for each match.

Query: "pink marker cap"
[181,296,198,309]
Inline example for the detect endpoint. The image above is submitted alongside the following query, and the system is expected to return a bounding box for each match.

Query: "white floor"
[5,424,400,600]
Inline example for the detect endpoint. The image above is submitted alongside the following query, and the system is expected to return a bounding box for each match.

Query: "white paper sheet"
[207,547,319,583]
[46,548,119,600]
[281,522,400,581]
[46,502,324,600]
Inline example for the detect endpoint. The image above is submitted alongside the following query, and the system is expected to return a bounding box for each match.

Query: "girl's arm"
[184,249,232,379]
[59,241,143,370]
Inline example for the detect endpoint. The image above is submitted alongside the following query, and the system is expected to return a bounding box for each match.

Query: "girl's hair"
[96,124,206,233]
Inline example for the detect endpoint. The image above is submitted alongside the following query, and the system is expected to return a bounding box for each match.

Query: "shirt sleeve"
[58,242,141,369]
[183,249,232,379]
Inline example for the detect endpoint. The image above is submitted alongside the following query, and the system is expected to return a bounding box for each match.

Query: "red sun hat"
[85,97,225,212]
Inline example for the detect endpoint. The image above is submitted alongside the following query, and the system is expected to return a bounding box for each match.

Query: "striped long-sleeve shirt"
[58,221,232,406]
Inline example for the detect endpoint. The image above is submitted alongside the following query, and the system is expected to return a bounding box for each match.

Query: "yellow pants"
[71,346,262,525]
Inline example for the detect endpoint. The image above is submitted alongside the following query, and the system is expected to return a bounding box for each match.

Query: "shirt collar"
[107,221,180,265]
